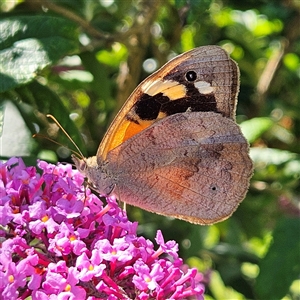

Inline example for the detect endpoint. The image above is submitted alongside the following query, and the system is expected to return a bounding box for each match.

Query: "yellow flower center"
[41,215,49,222]
[69,235,76,241]
[89,264,94,271]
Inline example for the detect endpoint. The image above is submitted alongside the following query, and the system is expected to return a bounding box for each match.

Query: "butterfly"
[73,45,253,225]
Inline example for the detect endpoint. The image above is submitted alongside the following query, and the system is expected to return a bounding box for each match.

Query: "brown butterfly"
[73,45,253,225]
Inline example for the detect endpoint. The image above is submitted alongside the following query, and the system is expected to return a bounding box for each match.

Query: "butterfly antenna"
[46,114,85,158]
[33,133,82,158]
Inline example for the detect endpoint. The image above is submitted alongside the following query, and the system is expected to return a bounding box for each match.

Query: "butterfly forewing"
[98,46,239,159]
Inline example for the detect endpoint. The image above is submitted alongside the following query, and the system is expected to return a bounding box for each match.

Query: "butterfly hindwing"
[104,111,252,224]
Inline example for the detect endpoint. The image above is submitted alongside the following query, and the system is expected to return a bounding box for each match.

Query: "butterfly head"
[72,154,116,196]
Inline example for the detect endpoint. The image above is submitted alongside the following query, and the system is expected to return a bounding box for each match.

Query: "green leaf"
[209,270,245,300]
[16,80,86,156]
[250,148,298,166]
[0,101,5,137]
[284,53,300,72]
[255,217,300,299]
[0,15,78,93]
[240,117,274,143]
[0,99,35,157]
[95,43,127,68]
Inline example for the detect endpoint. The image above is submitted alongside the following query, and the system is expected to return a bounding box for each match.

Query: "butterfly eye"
[185,70,197,82]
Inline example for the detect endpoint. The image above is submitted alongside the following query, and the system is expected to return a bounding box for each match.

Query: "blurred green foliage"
[0,0,299,299]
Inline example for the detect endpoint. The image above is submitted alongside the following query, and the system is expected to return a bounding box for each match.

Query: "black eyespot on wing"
[185,70,197,82]
[210,184,219,193]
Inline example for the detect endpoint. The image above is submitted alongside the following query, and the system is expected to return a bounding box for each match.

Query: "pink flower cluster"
[0,157,205,299]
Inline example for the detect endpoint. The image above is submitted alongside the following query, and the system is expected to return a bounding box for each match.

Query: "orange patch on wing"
[123,119,154,142]
[105,119,155,153]
[162,83,187,100]
[142,80,186,100]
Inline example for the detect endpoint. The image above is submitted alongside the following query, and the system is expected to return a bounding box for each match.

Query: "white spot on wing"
[194,81,214,94]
